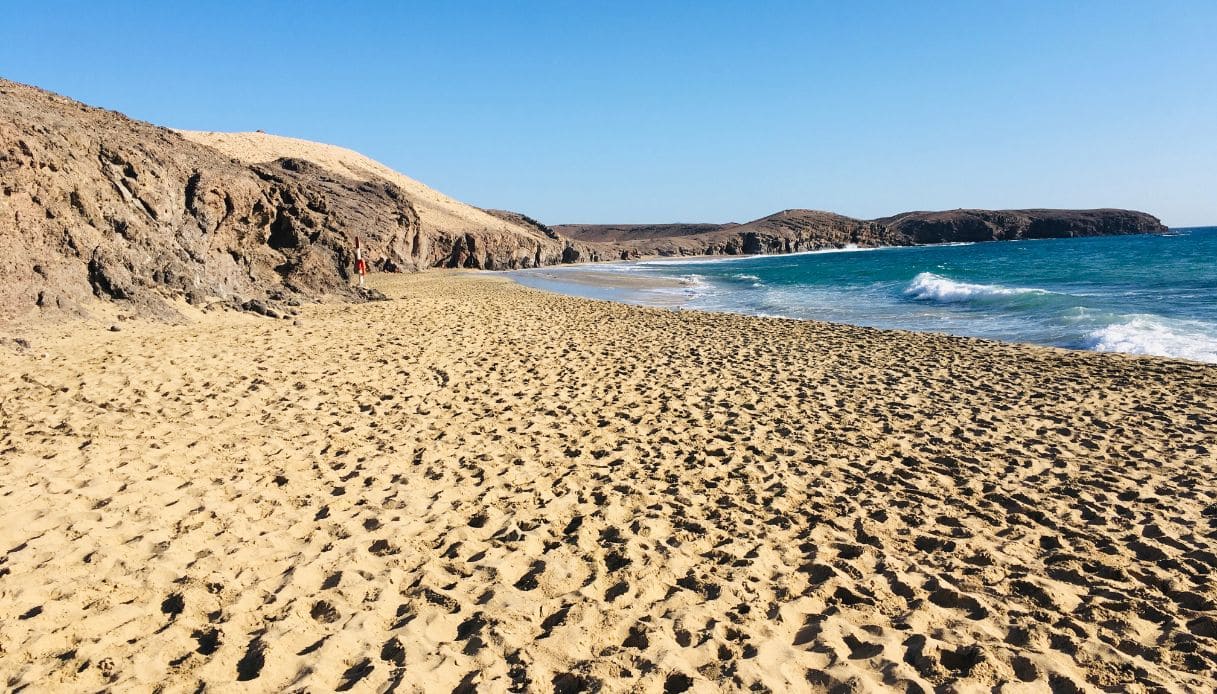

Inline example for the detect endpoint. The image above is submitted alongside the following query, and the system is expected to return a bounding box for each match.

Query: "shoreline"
[505,273,1217,367]
[508,228,1217,366]
[1,272,1214,691]
[562,227,1191,270]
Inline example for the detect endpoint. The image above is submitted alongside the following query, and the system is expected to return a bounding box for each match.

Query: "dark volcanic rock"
[876,208,1167,244]
[570,208,1167,258]
[0,79,410,319]
[482,209,560,240]
[555,222,737,243]
[0,79,608,320]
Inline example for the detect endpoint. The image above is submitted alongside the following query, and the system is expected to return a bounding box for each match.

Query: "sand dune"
[1,274,1215,692]
[179,130,542,240]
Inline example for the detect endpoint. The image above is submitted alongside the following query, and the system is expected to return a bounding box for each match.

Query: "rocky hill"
[0,79,608,321]
[561,208,1167,257]
[553,222,737,243]
[175,131,603,270]
[0,78,1168,321]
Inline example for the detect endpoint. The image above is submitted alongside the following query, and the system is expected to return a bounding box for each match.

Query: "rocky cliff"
[176,131,620,271]
[0,78,1169,321]
[553,222,737,244]
[560,208,1167,258]
[0,79,608,321]
[876,208,1169,244]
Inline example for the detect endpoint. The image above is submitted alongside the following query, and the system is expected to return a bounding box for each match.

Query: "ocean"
[511,227,1217,363]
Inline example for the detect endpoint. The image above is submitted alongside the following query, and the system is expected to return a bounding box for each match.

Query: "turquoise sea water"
[512,227,1217,363]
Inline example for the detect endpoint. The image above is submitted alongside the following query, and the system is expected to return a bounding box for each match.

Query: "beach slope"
[1,273,1214,691]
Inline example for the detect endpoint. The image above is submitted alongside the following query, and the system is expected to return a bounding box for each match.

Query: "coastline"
[1,271,1214,692]
[511,229,1217,364]
[507,266,695,307]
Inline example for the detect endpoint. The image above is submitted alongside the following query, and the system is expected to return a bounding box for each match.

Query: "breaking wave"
[1085,316,1217,363]
[904,272,1052,304]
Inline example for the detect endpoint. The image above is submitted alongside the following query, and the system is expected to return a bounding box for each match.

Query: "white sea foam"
[904,272,1050,303]
[633,244,886,267]
[647,273,715,301]
[1085,316,1217,363]
[635,239,987,268]
[729,273,765,287]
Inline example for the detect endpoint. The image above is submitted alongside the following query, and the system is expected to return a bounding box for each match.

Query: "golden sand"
[177,131,530,239]
[1,273,1215,692]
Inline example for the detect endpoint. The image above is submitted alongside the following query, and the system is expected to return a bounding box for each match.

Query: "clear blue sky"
[3,1,1214,226]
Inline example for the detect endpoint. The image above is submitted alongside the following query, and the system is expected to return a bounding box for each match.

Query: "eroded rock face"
[559,208,1167,258]
[0,79,601,320]
[876,209,1167,244]
[0,81,395,319]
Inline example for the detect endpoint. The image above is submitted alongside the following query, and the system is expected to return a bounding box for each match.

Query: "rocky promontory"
[558,207,1167,258]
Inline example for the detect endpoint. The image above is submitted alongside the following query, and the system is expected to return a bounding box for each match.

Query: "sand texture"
[1,273,1215,692]
[178,131,536,240]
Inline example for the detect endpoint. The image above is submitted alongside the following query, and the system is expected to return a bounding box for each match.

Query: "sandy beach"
[1,272,1215,692]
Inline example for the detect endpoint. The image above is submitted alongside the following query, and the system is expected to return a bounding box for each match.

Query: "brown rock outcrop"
[876,208,1168,244]
[0,80,600,320]
[561,208,1167,258]
[552,222,736,243]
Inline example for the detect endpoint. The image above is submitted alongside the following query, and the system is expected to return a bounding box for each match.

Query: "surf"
[512,228,1217,363]
[1085,315,1217,363]
[903,272,1053,304]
